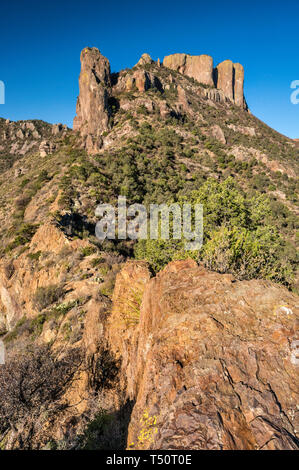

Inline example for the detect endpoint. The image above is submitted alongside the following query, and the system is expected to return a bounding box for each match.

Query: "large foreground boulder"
[109,260,299,450]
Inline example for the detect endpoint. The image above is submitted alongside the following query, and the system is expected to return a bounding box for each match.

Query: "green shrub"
[202,225,294,283]
[90,257,105,268]
[33,284,65,311]
[30,313,47,337]
[27,251,42,261]
[135,177,297,285]
[80,246,97,257]
[7,224,38,251]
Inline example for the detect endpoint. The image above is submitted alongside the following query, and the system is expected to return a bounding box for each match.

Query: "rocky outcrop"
[135,53,154,67]
[215,60,246,108]
[134,70,151,92]
[39,140,57,157]
[52,123,67,136]
[163,53,246,109]
[108,260,299,450]
[234,63,245,108]
[215,60,234,101]
[211,124,226,144]
[71,48,248,154]
[73,47,111,153]
[0,119,67,165]
[163,53,214,87]
[228,124,256,136]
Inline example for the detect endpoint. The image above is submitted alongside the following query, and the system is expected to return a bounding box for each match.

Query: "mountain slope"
[0,48,298,450]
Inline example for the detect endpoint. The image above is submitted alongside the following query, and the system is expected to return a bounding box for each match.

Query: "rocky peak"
[163,53,246,108]
[73,47,248,154]
[135,53,154,66]
[73,47,112,153]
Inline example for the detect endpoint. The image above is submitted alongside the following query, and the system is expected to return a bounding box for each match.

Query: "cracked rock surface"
[109,259,299,450]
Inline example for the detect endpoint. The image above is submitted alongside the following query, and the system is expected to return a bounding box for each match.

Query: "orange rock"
[107,260,299,450]
[163,53,214,86]
[215,59,234,101]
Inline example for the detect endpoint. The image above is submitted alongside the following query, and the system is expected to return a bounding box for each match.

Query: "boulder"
[211,124,226,144]
[136,53,154,67]
[39,141,56,157]
[108,260,299,450]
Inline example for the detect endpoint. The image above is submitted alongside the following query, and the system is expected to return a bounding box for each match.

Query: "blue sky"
[0,0,298,138]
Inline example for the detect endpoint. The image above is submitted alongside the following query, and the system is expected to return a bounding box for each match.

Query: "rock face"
[39,140,57,157]
[108,260,299,450]
[135,53,154,67]
[73,47,111,153]
[215,59,234,101]
[234,63,245,107]
[211,124,226,144]
[163,53,246,108]
[215,60,245,108]
[163,53,214,87]
[71,48,248,154]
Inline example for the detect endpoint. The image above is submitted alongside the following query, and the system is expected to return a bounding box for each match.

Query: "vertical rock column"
[185,54,214,86]
[215,60,245,108]
[233,63,245,108]
[215,59,234,102]
[73,47,111,153]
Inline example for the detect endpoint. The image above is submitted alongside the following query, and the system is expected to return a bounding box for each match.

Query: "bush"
[27,251,42,261]
[0,345,82,448]
[80,246,97,257]
[7,223,38,251]
[33,284,65,310]
[30,313,47,337]
[135,177,297,285]
[202,225,294,283]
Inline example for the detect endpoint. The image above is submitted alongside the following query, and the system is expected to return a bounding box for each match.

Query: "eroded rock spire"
[73,47,111,153]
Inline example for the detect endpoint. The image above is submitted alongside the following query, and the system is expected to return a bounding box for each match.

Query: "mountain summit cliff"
[73,48,247,153]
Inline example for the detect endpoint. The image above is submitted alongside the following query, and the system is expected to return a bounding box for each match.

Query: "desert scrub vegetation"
[0,345,82,449]
[80,245,97,257]
[0,341,123,450]
[6,223,38,252]
[4,297,89,345]
[115,285,144,327]
[135,177,298,287]
[33,284,65,310]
